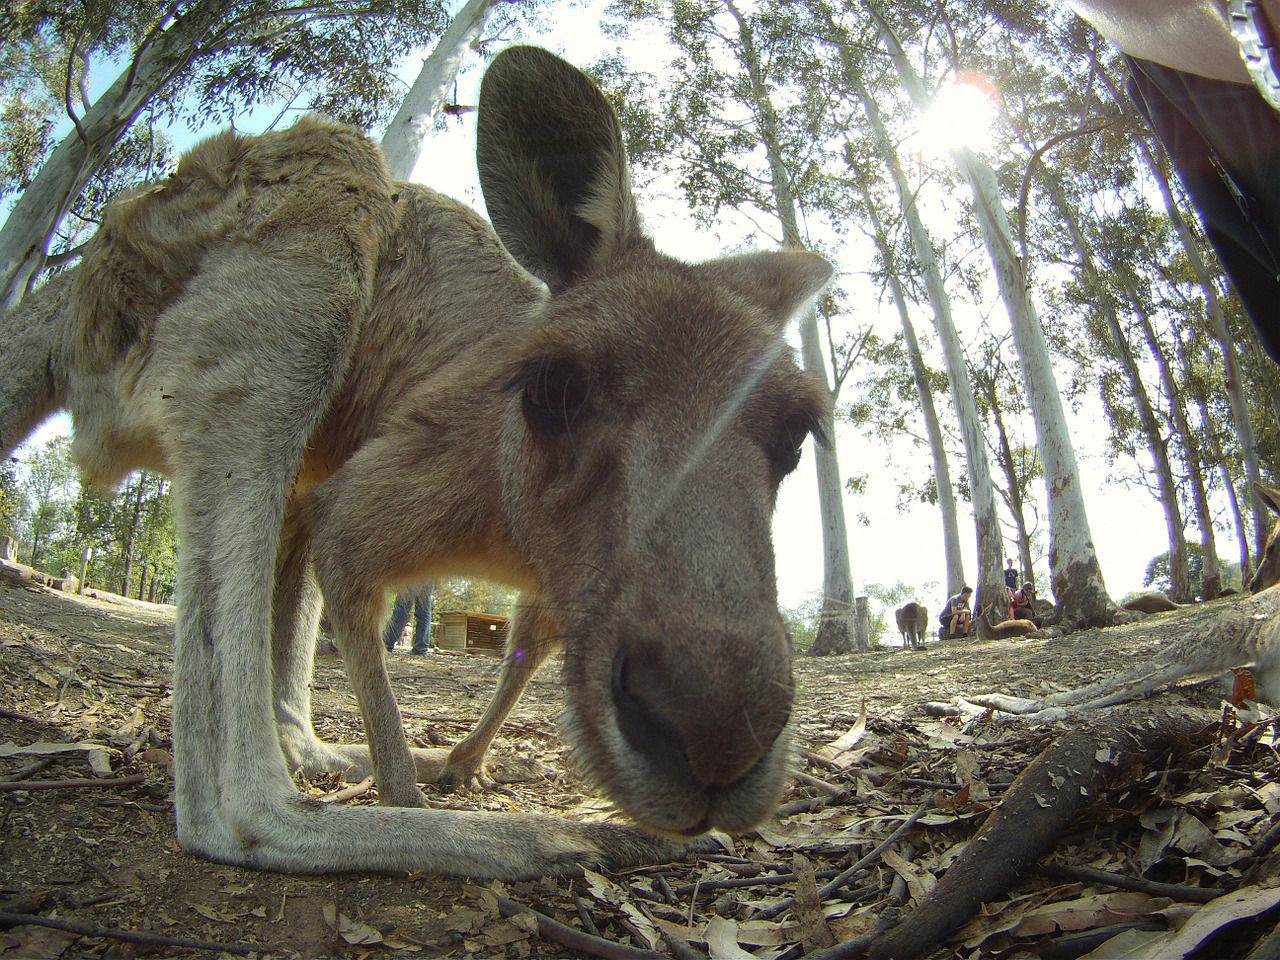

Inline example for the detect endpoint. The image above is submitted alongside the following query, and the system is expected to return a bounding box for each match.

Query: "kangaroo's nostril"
[610,648,690,777]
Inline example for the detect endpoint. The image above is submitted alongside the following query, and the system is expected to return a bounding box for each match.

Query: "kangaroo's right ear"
[477,46,651,293]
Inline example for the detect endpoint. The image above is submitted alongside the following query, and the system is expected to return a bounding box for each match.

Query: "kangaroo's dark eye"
[768,410,822,477]
[519,357,591,434]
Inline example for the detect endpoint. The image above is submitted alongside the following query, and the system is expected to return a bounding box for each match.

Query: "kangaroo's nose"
[610,639,791,789]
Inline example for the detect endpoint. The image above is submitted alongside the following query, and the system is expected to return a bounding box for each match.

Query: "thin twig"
[1040,862,1222,903]
[0,773,145,793]
[756,800,931,922]
[0,911,255,956]
[0,706,42,723]
[9,757,56,781]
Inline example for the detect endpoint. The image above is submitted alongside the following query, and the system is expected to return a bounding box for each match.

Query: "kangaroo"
[0,47,833,879]
[894,601,928,649]
[1249,482,1280,594]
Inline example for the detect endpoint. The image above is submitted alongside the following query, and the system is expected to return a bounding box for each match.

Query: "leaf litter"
[1,579,1278,958]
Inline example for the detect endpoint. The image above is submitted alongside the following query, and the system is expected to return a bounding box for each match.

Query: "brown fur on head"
[1251,482,1280,594]
[470,51,831,834]
[499,263,829,835]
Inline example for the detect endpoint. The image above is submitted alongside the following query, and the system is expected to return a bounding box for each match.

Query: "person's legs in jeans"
[382,593,412,652]
[409,585,434,655]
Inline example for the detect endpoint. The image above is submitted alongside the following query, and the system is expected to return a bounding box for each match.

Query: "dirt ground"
[1,576,1277,959]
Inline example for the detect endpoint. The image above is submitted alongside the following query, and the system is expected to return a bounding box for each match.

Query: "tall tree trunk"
[1045,180,1189,601]
[978,370,1036,592]
[725,0,859,653]
[119,473,147,597]
[1132,310,1221,600]
[846,69,1005,635]
[871,15,1113,627]
[1099,67,1270,563]
[868,14,1103,628]
[379,0,503,180]
[860,187,966,596]
[1170,327,1248,590]
[0,9,215,309]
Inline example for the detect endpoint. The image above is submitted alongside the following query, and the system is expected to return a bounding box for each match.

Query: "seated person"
[940,586,974,638]
[1011,582,1039,625]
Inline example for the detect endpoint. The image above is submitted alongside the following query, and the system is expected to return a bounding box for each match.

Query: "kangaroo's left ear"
[700,250,834,330]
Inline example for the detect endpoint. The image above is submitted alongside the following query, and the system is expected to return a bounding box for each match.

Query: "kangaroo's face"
[477,46,832,835]
[496,256,828,835]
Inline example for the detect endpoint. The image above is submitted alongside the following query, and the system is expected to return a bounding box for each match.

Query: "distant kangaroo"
[895,602,928,649]
[0,47,832,879]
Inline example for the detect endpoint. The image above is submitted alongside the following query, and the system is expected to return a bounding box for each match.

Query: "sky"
[13,1,1201,621]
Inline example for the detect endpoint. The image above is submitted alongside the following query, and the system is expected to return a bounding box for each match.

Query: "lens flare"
[911,70,1000,157]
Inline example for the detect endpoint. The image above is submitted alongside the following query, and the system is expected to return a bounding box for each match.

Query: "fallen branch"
[0,910,256,956]
[864,705,1214,960]
[756,801,931,922]
[317,776,374,804]
[0,773,145,792]
[1040,861,1223,903]
[487,890,667,960]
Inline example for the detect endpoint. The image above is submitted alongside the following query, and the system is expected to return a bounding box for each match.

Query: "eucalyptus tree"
[968,337,1043,592]
[604,0,865,653]
[1086,61,1273,568]
[0,0,454,310]
[833,50,1005,620]
[814,3,1032,632]
[865,0,1115,628]
[855,182,966,597]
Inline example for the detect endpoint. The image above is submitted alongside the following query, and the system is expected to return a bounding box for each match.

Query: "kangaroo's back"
[0,271,73,460]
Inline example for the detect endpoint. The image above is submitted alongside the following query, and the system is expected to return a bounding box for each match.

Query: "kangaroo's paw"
[435,751,493,793]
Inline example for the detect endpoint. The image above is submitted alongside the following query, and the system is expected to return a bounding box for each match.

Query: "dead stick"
[318,776,374,804]
[0,707,42,723]
[818,801,931,899]
[0,911,255,956]
[0,773,145,792]
[9,757,55,780]
[489,891,666,960]
[795,771,845,797]
[1040,862,1222,903]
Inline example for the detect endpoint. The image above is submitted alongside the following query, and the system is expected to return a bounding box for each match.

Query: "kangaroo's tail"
[0,270,73,460]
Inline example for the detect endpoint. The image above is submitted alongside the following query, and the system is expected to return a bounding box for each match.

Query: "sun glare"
[911,70,1000,157]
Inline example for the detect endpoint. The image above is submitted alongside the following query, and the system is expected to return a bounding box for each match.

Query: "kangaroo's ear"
[1257,481,1280,516]
[477,46,650,293]
[701,250,834,329]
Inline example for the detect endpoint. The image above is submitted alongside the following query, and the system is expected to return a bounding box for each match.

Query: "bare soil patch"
[1,579,1276,959]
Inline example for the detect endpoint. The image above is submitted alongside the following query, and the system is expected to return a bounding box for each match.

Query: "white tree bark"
[872,14,1114,627]
[380,0,504,180]
[1099,68,1269,570]
[724,0,860,653]
[0,13,208,310]
[859,178,965,597]
[851,76,1006,633]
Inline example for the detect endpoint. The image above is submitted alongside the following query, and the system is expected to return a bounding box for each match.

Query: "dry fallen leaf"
[322,902,383,946]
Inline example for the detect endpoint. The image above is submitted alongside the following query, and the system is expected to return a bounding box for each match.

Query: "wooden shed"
[437,611,509,656]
